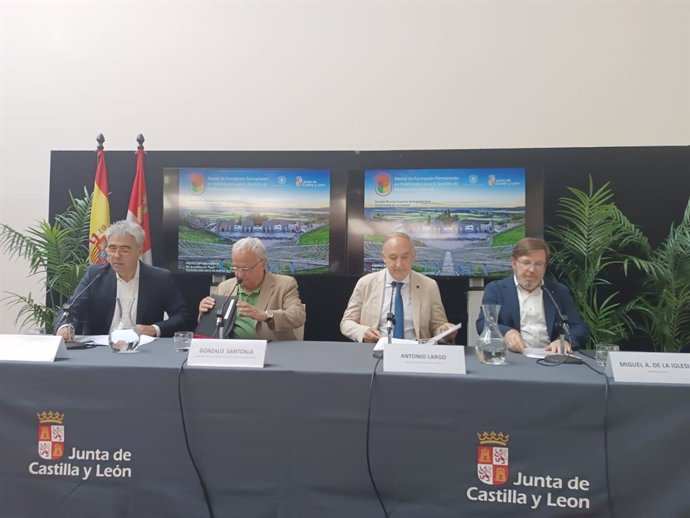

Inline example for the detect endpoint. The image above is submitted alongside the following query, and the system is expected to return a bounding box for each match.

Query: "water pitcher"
[476,304,507,365]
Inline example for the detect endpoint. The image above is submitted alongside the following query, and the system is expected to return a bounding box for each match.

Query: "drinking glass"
[595,343,619,367]
[174,331,194,352]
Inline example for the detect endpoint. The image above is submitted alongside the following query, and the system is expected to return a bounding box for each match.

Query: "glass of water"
[174,331,193,352]
[595,343,619,367]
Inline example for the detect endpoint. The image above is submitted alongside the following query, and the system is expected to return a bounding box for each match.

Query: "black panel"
[49,146,690,344]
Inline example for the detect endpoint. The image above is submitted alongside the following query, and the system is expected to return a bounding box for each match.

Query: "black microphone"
[214,277,243,339]
[60,263,112,331]
[373,281,398,359]
[542,285,582,365]
[386,281,398,344]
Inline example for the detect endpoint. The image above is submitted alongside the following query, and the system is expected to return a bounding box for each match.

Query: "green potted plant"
[0,189,92,333]
[628,197,690,352]
[546,177,650,348]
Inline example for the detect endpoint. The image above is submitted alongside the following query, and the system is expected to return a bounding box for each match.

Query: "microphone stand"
[59,264,111,336]
[542,288,582,365]
[374,281,397,359]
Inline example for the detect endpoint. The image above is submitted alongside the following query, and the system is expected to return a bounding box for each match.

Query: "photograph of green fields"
[177,169,330,274]
[363,169,526,277]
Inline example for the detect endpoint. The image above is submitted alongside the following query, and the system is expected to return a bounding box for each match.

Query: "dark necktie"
[394,282,404,339]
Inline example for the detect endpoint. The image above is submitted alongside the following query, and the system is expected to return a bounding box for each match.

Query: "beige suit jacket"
[216,271,306,341]
[340,269,450,342]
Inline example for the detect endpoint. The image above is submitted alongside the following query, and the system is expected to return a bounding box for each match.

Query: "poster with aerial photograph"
[362,168,526,277]
[176,168,331,274]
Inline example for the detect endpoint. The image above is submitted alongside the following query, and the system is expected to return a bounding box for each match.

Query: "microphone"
[386,281,398,344]
[374,281,398,359]
[542,285,582,365]
[214,277,243,339]
[60,263,112,332]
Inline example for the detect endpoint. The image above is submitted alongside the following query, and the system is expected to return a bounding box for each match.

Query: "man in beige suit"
[198,237,306,341]
[340,232,456,343]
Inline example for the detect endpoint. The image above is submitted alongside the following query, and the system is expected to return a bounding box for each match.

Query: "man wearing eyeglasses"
[55,220,191,341]
[198,237,306,340]
[476,237,588,354]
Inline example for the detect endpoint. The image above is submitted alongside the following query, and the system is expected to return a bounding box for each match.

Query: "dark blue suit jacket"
[55,262,191,337]
[475,276,588,350]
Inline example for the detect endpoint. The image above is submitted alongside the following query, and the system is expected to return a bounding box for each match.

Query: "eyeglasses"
[230,259,263,273]
[516,259,546,270]
[106,245,135,256]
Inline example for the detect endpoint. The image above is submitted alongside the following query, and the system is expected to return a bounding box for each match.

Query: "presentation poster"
[177,169,331,274]
[363,168,526,276]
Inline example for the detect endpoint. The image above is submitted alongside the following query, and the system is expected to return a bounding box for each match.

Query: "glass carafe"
[108,298,140,353]
[476,304,507,365]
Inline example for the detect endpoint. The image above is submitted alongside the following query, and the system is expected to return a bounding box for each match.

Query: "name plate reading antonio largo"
[187,339,266,368]
[606,351,690,384]
[384,343,466,375]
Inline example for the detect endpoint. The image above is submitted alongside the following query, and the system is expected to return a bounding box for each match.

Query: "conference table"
[0,340,687,518]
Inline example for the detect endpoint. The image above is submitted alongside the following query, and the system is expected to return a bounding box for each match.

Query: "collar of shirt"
[384,271,410,287]
[115,261,141,284]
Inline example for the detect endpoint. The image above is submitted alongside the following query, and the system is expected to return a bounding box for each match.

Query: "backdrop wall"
[1,0,688,333]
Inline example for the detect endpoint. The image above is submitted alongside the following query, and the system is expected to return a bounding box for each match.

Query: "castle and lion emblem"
[37,411,65,460]
[477,431,509,486]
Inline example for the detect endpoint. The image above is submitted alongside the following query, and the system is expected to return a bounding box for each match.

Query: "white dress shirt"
[514,276,549,348]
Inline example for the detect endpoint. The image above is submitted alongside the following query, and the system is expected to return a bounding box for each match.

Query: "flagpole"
[88,133,110,264]
[128,133,153,264]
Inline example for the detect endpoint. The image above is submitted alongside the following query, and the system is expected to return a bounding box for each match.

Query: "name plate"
[384,343,466,375]
[187,339,266,368]
[606,351,690,384]
[0,334,68,362]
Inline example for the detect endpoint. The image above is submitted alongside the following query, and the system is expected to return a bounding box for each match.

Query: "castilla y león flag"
[127,148,152,264]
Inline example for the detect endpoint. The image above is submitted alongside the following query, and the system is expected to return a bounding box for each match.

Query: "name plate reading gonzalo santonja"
[606,351,690,384]
[187,339,266,368]
[384,343,466,375]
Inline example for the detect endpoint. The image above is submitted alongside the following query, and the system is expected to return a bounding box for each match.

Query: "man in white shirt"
[55,220,191,341]
[476,237,588,353]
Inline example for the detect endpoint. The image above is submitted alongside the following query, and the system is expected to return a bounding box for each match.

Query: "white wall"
[0,0,688,332]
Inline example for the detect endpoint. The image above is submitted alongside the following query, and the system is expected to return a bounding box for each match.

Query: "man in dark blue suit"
[55,220,191,341]
[476,238,587,353]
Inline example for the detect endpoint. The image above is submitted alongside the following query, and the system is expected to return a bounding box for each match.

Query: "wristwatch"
[265,311,274,323]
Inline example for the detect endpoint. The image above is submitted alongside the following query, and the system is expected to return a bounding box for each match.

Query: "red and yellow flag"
[88,149,110,264]
[127,148,152,264]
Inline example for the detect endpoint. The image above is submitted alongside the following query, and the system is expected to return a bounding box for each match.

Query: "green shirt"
[231,287,260,339]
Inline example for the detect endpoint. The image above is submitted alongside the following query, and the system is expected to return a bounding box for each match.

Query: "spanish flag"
[88,149,110,264]
[127,147,152,264]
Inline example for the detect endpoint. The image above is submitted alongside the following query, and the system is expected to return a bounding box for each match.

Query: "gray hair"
[383,232,414,248]
[232,237,267,261]
[105,220,145,247]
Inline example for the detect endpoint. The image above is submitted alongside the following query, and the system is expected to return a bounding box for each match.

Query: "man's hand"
[198,296,216,322]
[439,322,458,341]
[545,340,572,354]
[136,324,157,337]
[56,326,75,343]
[363,327,383,343]
[237,301,266,322]
[503,329,526,353]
